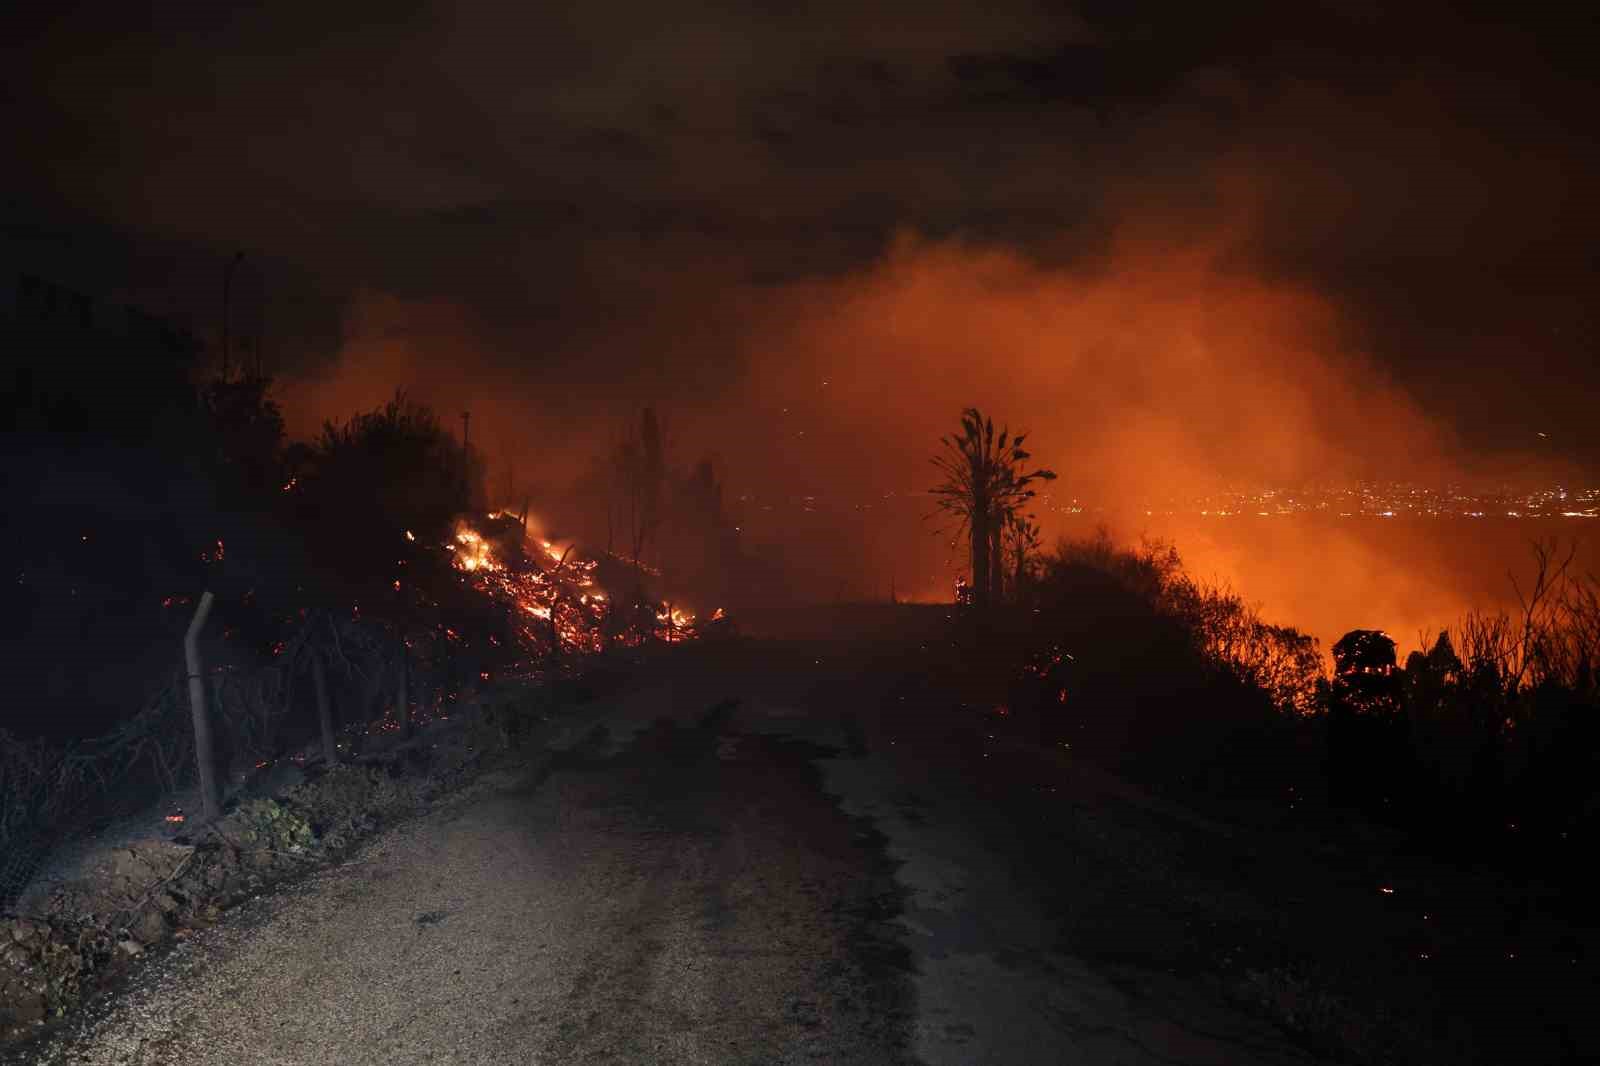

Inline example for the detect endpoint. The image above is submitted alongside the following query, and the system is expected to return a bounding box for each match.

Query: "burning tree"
[930,408,1055,610]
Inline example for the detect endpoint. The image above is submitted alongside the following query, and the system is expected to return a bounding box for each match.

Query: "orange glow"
[274,201,1592,648]
[706,224,1596,651]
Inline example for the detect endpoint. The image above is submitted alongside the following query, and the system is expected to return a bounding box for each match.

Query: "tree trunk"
[990,521,1004,605]
[395,628,411,739]
[184,590,222,822]
[312,650,337,766]
[970,509,991,611]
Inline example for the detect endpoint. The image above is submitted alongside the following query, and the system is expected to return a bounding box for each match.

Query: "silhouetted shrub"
[1001,530,1600,870]
[985,530,1321,807]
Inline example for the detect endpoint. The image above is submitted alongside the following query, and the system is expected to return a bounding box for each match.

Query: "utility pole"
[222,251,244,380]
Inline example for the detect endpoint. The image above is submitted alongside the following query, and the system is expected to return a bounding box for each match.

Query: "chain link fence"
[1,531,701,914]
[1,671,198,912]
[0,610,426,913]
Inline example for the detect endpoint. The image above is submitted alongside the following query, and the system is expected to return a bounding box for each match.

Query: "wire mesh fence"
[1,523,712,914]
[0,610,421,913]
[1,671,199,912]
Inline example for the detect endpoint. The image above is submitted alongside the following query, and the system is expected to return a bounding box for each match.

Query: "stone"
[0,995,46,1025]
[8,920,44,945]
[132,908,169,946]
[115,939,143,957]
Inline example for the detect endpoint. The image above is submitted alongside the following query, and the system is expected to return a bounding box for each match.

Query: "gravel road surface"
[14,641,1319,1064]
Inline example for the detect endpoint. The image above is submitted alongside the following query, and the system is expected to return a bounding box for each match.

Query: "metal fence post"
[184,590,222,822]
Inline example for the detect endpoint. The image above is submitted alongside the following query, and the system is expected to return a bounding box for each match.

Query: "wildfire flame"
[445,514,710,654]
[453,527,495,572]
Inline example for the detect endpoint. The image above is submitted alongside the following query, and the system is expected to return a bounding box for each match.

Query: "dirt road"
[17,637,1317,1065]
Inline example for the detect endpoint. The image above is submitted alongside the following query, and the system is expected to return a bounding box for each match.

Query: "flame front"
[445,515,707,655]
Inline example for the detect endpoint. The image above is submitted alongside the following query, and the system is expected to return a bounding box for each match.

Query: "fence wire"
[1,671,199,911]
[0,612,407,912]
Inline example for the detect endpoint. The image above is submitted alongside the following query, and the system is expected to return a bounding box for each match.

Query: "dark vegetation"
[919,401,1600,1062]
[6,296,1597,1061]
[0,286,743,909]
[966,528,1600,883]
[925,411,1599,879]
[929,406,1055,611]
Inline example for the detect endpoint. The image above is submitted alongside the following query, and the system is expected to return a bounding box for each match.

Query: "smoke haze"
[8,0,1597,651]
[271,200,1594,654]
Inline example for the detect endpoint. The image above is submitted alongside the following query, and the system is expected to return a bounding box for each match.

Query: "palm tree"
[930,408,1055,610]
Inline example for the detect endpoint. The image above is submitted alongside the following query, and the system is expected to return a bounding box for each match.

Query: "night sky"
[5,2,1598,500]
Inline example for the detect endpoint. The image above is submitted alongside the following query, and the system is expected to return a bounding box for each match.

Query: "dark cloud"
[3,0,1597,475]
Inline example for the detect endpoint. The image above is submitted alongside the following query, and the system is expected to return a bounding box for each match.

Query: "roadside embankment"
[0,664,631,1047]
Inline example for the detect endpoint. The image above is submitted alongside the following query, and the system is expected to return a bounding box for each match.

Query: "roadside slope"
[14,685,913,1066]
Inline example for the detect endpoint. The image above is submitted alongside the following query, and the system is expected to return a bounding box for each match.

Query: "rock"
[115,939,143,957]
[132,908,169,946]
[1,943,32,972]
[0,993,46,1025]
[8,919,45,946]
